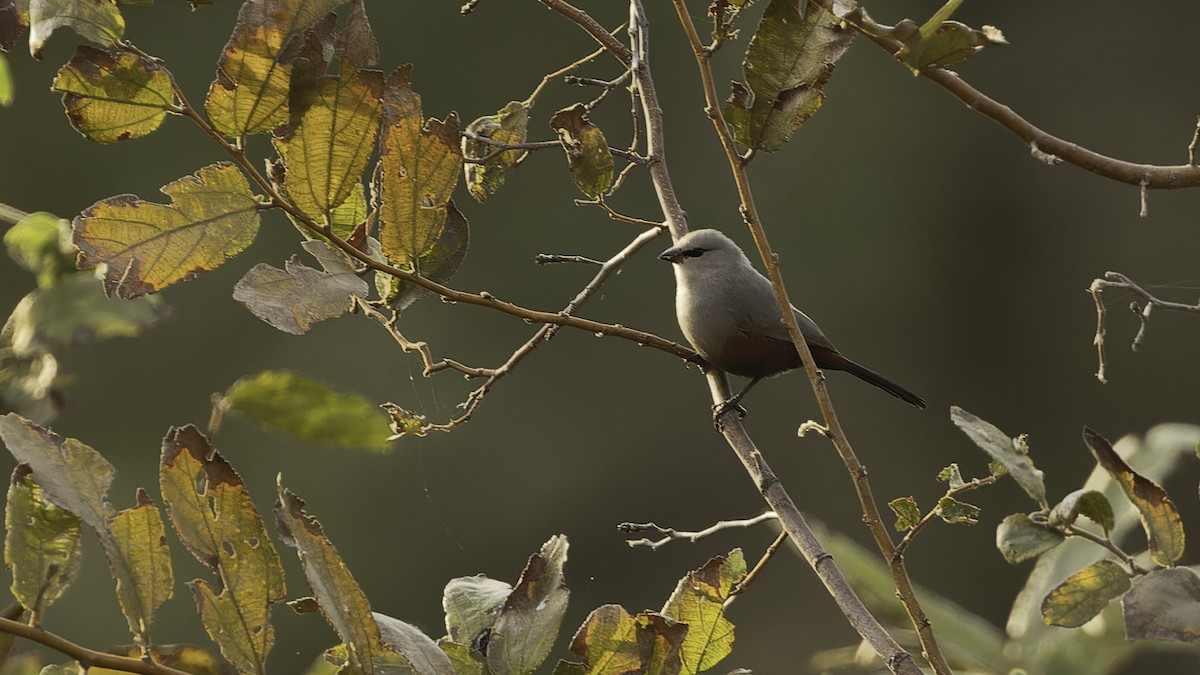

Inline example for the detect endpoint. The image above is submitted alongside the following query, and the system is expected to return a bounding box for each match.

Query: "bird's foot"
[711,397,747,429]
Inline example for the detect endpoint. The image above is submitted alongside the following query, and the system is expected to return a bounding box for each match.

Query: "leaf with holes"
[72,162,261,298]
[160,426,285,674]
[5,464,82,614]
[463,100,529,203]
[549,103,611,199]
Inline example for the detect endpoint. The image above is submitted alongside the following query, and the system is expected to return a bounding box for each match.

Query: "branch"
[1088,271,1200,382]
[852,14,1200,192]
[530,2,919,673]
[894,474,999,556]
[670,4,945,673]
[619,512,779,550]
[0,617,191,675]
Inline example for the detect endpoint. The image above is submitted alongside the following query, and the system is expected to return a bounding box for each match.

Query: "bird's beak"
[658,246,683,264]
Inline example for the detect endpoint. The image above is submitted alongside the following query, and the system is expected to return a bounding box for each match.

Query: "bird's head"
[658,229,748,269]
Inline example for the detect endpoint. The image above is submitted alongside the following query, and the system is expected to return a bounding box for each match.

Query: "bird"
[659,228,925,415]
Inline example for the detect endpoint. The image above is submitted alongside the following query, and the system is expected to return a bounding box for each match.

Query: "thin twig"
[852,15,1200,191]
[620,512,779,550]
[1188,115,1200,166]
[1088,271,1200,382]
[1062,524,1147,575]
[893,474,999,556]
[726,529,790,609]
[355,300,495,378]
[535,253,604,266]
[670,3,938,673]
[574,197,664,228]
[0,617,191,675]
[526,39,614,105]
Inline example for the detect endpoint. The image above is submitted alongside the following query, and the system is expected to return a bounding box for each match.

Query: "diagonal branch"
[0,616,191,675]
[670,3,948,673]
[851,14,1200,191]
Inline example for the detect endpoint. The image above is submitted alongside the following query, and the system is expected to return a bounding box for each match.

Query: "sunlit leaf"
[936,496,980,526]
[487,535,570,675]
[463,100,529,203]
[275,480,401,674]
[568,604,642,674]
[443,574,512,647]
[1122,567,1200,641]
[1048,489,1115,534]
[0,53,12,105]
[635,612,686,675]
[275,69,383,221]
[1041,559,1129,628]
[1083,426,1184,567]
[160,426,285,674]
[3,211,73,287]
[376,66,463,287]
[437,641,485,675]
[73,162,261,298]
[5,464,82,614]
[28,0,124,59]
[661,549,745,673]
[374,613,453,675]
[549,103,611,199]
[888,496,920,531]
[107,488,174,645]
[206,0,349,136]
[52,45,176,143]
[383,200,467,311]
[725,0,853,151]
[214,370,392,450]
[233,240,368,335]
[995,513,1063,564]
[950,406,1046,506]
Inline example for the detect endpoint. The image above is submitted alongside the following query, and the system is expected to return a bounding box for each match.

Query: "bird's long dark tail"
[811,347,927,409]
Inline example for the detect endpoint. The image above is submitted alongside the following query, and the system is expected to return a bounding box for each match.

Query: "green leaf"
[724,0,853,151]
[274,69,384,221]
[5,464,82,614]
[898,21,1006,73]
[160,426,286,674]
[549,103,612,199]
[1041,559,1129,628]
[442,574,512,646]
[661,549,745,673]
[936,496,980,526]
[275,480,402,675]
[888,496,921,531]
[215,370,392,450]
[205,0,349,136]
[437,641,485,675]
[107,487,174,646]
[1048,489,1115,535]
[995,513,1064,564]
[937,463,965,489]
[233,240,369,335]
[568,604,642,674]
[6,274,167,357]
[463,100,530,203]
[27,0,124,59]
[1083,426,1184,567]
[376,66,463,289]
[52,45,176,143]
[4,211,74,287]
[0,53,12,106]
[487,535,571,675]
[72,162,262,299]
[1122,567,1200,641]
[950,406,1046,506]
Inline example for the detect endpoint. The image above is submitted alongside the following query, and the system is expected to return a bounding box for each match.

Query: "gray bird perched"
[659,228,926,412]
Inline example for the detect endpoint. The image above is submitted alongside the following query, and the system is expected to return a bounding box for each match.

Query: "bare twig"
[620,512,779,550]
[574,197,664,228]
[535,253,604,266]
[726,529,790,609]
[526,41,612,105]
[1062,523,1147,575]
[0,617,191,675]
[1088,271,1200,382]
[354,300,495,378]
[670,3,939,673]
[1189,115,1200,166]
[851,15,1200,192]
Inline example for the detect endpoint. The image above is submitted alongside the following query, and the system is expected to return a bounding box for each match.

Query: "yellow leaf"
[72,162,261,298]
[661,550,744,673]
[549,104,612,199]
[107,488,174,645]
[1041,559,1129,628]
[5,465,83,614]
[53,45,176,143]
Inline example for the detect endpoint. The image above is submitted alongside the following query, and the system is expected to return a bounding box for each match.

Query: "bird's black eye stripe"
[682,247,706,258]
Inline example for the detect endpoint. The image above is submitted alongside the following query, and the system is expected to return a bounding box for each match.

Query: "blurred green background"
[3,0,1200,672]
